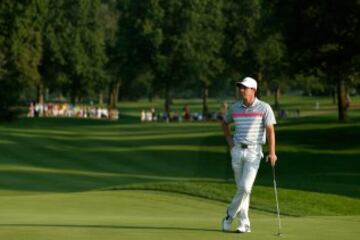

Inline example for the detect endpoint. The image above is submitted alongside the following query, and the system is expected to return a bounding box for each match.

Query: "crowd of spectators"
[27,102,119,120]
[26,101,231,123]
[140,102,228,123]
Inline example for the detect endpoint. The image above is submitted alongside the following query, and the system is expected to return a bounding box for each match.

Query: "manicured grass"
[0,191,358,240]
[0,96,359,239]
[0,115,359,200]
[105,181,360,216]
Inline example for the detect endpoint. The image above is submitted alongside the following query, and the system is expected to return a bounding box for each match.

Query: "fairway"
[1,0,359,238]
[0,190,358,240]
[0,97,359,239]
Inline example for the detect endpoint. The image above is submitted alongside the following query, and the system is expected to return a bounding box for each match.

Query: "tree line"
[0,0,359,121]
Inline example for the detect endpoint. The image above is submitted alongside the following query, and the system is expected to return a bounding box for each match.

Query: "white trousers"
[227,144,262,227]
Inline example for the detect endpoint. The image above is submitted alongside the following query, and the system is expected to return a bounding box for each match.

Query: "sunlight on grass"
[278,145,360,154]
[105,181,360,216]
[0,164,222,182]
[0,96,359,220]
[2,131,221,142]
[0,139,16,144]
[43,145,226,153]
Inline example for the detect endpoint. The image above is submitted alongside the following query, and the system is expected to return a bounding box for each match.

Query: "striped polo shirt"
[224,98,276,145]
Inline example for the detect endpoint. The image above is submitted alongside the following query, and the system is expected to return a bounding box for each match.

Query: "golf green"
[0,190,358,240]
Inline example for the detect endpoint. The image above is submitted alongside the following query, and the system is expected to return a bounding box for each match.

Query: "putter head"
[276,232,282,237]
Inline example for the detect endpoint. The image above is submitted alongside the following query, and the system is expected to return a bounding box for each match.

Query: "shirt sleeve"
[223,105,234,124]
[263,103,276,126]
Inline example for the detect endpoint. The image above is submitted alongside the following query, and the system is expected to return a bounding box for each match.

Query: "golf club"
[272,165,282,237]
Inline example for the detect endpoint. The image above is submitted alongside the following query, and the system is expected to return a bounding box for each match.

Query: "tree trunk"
[164,81,171,116]
[337,80,348,122]
[274,86,280,111]
[98,91,104,105]
[202,84,209,119]
[255,71,262,99]
[332,86,337,104]
[235,84,239,99]
[36,83,44,104]
[109,81,120,109]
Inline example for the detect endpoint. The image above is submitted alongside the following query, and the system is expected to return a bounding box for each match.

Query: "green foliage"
[0,0,43,119]
[117,0,224,110]
[0,0,359,121]
[38,0,107,103]
[274,0,360,121]
[100,0,121,106]
[291,74,326,95]
[222,0,261,78]
[180,0,225,85]
[276,0,360,77]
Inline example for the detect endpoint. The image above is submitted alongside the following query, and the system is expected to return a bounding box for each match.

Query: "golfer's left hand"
[266,154,277,167]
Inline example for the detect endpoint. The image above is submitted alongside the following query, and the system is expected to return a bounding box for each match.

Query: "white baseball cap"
[236,77,257,90]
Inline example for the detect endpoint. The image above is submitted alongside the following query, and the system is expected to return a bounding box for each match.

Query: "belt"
[235,143,260,149]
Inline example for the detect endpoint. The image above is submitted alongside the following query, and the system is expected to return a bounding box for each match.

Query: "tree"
[116,0,164,104]
[252,1,288,103]
[0,0,44,120]
[222,0,261,84]
[41,0,106,104]
[65,0,106,103]
[101,0,120,108]
[253,33,287,108]
[38,0,69,104]
[117,0,224,116]
[276,0,360,122]
[227,0,288,108]
[181,0,224,118]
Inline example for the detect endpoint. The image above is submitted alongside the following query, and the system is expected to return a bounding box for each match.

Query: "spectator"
[183,104,191,121]
[146,110,152,122]
[27,102,35,117]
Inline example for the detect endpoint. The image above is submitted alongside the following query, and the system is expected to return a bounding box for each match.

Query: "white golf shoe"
[236,224,251,233]
[221,216,232,232]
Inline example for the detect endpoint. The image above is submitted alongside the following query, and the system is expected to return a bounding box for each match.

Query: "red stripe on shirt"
[232,112,264,117]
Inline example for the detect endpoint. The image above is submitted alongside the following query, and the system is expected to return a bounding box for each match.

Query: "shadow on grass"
[256,150,360,198]
[278,115,360,127]
[277,125,360,150]
[0,117,359,199]
[0,224,221,233]
[0,153,230,190]
[2,114,140,128]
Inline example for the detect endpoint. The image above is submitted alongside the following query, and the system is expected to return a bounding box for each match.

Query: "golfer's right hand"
[266,154,277,167]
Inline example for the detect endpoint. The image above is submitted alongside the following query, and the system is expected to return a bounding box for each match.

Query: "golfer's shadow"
[0,223,221,233]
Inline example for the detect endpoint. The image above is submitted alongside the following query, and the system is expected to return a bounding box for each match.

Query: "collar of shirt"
[241,98,259,108]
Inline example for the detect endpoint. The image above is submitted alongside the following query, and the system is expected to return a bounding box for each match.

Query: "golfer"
[221,77,277,233]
